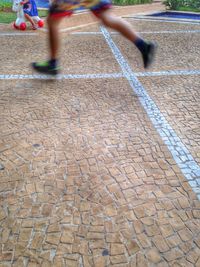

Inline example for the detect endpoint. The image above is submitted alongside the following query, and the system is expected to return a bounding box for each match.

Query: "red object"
[13,22,18,29]
[38,19,44,28]
[50,10,73,19]
[20,22,26,30]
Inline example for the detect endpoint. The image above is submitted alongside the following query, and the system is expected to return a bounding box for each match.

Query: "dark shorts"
[49,0,112,18]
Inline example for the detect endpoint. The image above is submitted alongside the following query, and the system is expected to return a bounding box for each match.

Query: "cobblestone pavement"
[0,2,200,267]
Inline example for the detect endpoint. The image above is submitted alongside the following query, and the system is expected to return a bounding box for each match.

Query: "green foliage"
[0,0,12,11]
[164,0,200,10]
[0,10,47,24]
[178,5,200,11]
[187,0,200,9]
[113,0,152,6]
[0,11,15,23]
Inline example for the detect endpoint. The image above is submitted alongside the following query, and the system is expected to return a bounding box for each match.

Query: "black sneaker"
[142,42,157,69]
[32,61,60,75]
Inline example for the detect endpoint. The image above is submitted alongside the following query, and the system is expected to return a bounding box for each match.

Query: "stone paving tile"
[70,20,200,35]
[140,75,200,166]
[0,78,200,266]
[1,2,200,266]
[60,35,122,74]
[0,35,47,75]
[121,19,200,32]
[2,22,200,76]
[114,27,200,72]
[0,34,121,75]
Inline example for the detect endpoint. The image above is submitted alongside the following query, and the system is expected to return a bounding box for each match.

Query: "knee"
[101,14,117,28]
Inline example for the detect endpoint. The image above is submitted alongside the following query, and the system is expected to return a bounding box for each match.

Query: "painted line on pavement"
[72,30,200,35]
[0,70,200,80]
[0,32,38,36]
[40,21,98,33]
[125,16,200,25]
[0,73,124,80]
[2,29,200,37]
[60,22,98,33]
[137,69,200,77]
[1,29,199,38]
[101,25,200,200]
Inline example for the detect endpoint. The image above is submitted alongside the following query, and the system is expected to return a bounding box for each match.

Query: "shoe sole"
[31,62,59,75]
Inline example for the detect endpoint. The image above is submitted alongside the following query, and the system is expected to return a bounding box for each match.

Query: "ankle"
[134,38,147,54]
[49,59,57,68]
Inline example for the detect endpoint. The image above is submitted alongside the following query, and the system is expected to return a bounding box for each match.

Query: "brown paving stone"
[110,254,128,265]
[146,247,162,264]
[110,243,126,255]
[152,235,170,253]
[45,233,61,246]
[1,2,200,266]
[125,240,140,256]
[196,257,200,267]
[140,76,200,165]
[163,248,184,262]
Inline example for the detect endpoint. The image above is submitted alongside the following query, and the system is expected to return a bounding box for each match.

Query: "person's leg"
[47,15,63,61]
[24,13,37,29]
[32,0,73,75]
[97,9,156,68]
[32,14,64,74]
[98,10,139,42]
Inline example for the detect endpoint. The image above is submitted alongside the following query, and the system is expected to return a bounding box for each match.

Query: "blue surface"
[35,0,49,8]
[3,0,49,7]
[35,0,84,9]
[148,11,200,20]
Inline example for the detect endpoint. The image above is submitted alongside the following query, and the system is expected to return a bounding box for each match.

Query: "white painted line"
[40,21,98,33]
[0,73,124,80]
[72,32,102,35]
[1,29,199,37]
[0,70,200,80]
[72,30,200,35]
[101,26,200,200]
[140,30,200,34]
[136,70,200,77]
[125,16,200,25]
[0,32,38,36]
[60,21,98,33]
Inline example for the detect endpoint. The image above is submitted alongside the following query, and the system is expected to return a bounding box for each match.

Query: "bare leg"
[47,15,63,60]
[98,9,156,68]
[98,9,139,42]
[24,13,36,27]
[32,14,63,74]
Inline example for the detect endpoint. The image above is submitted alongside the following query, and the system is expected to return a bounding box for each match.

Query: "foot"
[32,24,38,30]
[142,42,157,69]
[32,61,60,75]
